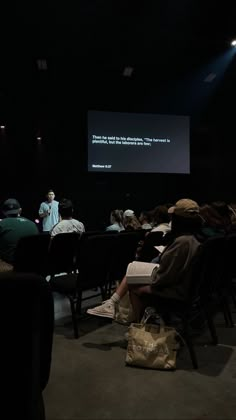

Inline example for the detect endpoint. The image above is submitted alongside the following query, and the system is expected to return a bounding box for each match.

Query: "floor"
[43,294,236,420]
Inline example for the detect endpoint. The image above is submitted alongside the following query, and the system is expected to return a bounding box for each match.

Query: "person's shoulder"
[39,201,47,209]
[0,218,8,227]
[52,220,62,229]
[175,235,200,245]
[50,221,61,236]
[73,218,82,224]
[19,217,39,228]
[106,224,114,231]
[19,217,33,222]
[73,219,85,229]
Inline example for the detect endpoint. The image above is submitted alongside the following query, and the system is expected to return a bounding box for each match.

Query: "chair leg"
[184,333,198,369]
[230,289,236,310]
[222,299,234,328]
[222,305,230,327]
[75,291,83,315]
[183,320,198,369]
[204,308,218,345]
[100,286,106,301]
[69,296,79,339]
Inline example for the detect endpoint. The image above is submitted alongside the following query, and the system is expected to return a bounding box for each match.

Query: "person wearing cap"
[123,209,134,218]
[39,189,59,233]
[123,209,142,231]
[87,198,202,321]
[0,198,39,271]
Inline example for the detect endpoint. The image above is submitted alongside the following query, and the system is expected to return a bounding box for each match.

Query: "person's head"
[123,209,135,217]
[47,190,55,203]
[210,201,232,231]
[139,210,152,225]
[168,198,202,235]
[123,214,142,231]
[211,200,232,220]
[59,198,73,219]
[2,198,22,218]
[200,204,225,228]
[110,209,123,225]
[152,205,170,226]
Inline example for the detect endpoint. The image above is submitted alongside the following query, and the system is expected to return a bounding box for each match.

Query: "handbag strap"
[141,311,165,330]
[141,311,186,343]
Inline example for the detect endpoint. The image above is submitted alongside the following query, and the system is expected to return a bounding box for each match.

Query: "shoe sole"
[87,310,114,319]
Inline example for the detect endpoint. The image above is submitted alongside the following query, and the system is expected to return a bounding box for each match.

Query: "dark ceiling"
[0,1,236,129]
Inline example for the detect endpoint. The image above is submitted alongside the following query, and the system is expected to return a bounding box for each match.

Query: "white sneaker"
[87,299,115,319]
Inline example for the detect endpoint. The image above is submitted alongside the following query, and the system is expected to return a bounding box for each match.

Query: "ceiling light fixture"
[204,73,216,83]
[36,59,48,70]
[123,66,134,77]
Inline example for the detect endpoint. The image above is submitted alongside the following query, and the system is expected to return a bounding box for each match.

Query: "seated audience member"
[123,209,135,217]
[136,206,170,260]
[50,198,85,237]
[0,198,39,271]
[151,205,171,235]
[139,210,152,230]
[87,198,202,320]
[200,203,227,238]
[228,203,236,229]
[106,209,124,232]
[123,209,142,231]
[211,201,233,233]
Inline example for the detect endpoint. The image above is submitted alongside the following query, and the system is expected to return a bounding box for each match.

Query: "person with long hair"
[106,209,124,232]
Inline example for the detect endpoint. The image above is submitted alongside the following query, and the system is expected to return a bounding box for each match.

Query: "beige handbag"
[126,315,179,370]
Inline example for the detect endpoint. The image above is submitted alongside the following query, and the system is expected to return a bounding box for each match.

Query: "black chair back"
[109,231,141,282]
[0,272,54,419]
[225,233,236,279]
[76,233,117,290]
[137,231,164,262]
[48,232,80,275]
[14,234,51,275]
[199,235,226,298]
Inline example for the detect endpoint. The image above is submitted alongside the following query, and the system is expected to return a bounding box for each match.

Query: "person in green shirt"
[0,198,39,270]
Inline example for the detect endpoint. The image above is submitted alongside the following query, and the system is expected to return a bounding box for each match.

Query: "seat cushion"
[50,273,77,294]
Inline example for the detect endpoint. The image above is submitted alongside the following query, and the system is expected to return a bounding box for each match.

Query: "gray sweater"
[151,234,201,301]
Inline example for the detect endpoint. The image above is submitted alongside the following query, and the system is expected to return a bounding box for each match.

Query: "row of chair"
[14,230,162,337]
[13,230,236,366]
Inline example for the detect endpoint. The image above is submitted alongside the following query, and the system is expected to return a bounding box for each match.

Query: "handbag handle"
[141,312,166,331]
[141,313,186,347]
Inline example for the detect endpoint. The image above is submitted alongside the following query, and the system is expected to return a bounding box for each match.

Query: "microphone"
[48,204,51,215]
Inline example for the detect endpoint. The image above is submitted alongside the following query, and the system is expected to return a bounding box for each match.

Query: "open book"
[126,261,160,285]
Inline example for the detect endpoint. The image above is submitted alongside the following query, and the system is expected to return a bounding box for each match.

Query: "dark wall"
[1,60,236,230]
[0,105,235,231]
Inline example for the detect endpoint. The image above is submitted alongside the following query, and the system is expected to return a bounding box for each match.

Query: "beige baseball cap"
[168,198,199,215]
